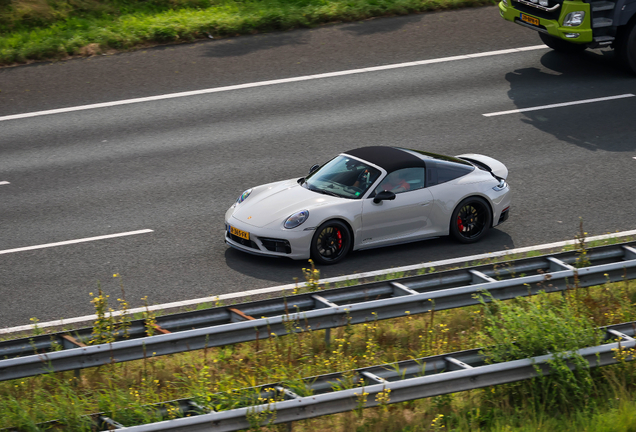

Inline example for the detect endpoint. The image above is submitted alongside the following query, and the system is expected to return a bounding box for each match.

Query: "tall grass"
[0,0,494,66]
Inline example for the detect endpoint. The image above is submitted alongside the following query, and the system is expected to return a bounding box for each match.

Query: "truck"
[498,0,636,73]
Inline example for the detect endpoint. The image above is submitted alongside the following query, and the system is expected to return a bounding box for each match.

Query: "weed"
[477,291,603,414]
[575,218,591,269]
[29,317,43,336]
[142,296,157,337]
[89,285,116,345]
[301,259,321,292]
[115,274,131,339]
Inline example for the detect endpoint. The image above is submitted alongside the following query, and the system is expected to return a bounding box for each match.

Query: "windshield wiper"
[301,181,344,198]
[319,189,341,198]
[305,183,341,198]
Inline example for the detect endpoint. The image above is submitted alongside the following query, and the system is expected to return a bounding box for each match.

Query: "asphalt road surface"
[1,6,635,328]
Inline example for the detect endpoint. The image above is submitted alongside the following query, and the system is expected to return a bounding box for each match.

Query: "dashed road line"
[483,94,635,117]
[0,181,10,185]
[0,229,154,256]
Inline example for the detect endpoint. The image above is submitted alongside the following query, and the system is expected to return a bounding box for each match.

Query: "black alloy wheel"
[311,220,351,265]
[450,197,492,244]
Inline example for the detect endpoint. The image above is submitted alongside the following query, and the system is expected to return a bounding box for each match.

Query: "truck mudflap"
[498,0,594,44]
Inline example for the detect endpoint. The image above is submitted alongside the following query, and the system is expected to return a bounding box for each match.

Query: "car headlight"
[284,210,309,229]
[563,11,585,26]
[236,189,252,204]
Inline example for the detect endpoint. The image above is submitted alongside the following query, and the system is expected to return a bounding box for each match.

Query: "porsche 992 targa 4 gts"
[225,146,510,264]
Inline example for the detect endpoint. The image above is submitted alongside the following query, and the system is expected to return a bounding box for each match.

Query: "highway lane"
[1,7,636,328]
[0,6,544,117]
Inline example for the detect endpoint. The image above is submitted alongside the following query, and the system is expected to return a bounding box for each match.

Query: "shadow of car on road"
[223,228,515,284]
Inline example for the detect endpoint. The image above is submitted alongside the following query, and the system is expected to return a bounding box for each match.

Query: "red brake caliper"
[457,216,464,232]
[336,229,343,249]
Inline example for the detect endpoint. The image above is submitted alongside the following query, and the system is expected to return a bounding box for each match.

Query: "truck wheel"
[539,32,587,53]
[615,20,636,74]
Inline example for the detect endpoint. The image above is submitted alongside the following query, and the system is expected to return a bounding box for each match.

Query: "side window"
[374,167,425,195]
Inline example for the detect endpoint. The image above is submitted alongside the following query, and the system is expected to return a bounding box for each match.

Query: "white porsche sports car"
[225,146,510,265]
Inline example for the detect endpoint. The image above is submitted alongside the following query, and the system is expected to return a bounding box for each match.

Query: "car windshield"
[303,155,381,199]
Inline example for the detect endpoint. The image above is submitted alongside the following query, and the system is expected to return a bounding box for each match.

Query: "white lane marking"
[0,229,154,256]
[483,94,636,117]
[0,45,549,123]
[0,181,9,185]
[3,228,635,335]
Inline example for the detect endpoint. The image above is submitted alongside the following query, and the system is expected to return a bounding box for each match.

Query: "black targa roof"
[344,146,427,172]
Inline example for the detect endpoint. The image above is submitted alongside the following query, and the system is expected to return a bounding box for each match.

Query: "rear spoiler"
[456,154,508,180]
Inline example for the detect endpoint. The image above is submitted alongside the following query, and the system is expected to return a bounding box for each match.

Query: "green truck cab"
[499,0,636,73]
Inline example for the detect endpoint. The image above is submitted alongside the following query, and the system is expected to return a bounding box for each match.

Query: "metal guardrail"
[18,321,636,431]
[1,242,636,382]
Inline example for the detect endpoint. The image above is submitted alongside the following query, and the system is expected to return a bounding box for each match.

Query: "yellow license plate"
[229,225,250,241]
[520,13,540,26]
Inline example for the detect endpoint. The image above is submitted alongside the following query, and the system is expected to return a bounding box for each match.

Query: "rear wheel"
[539,32,587,53]
[615,20,636,75]
[450,197,492,244]
[310,220,351,265]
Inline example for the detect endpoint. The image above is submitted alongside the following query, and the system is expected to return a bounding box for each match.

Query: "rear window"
[427,160,474,186]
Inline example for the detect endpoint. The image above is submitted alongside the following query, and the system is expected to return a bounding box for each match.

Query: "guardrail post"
[325,328,331,348]
[623,245,636,261]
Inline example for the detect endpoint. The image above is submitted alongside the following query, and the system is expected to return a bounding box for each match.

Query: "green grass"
[0,0,494,66]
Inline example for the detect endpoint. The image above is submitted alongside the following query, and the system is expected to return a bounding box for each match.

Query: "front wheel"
[450,197,492,244]
[539,32,587,53]
[615,20,636,75]
[310,220,351,265]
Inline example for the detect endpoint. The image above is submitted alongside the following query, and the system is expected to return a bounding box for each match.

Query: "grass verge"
[0,0,494,67]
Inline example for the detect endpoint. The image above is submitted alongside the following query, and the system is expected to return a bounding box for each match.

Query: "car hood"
[231,179,343,228]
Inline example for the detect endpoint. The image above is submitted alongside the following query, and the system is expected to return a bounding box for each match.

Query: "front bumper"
[499,0,593,44]
[224,215,314,260]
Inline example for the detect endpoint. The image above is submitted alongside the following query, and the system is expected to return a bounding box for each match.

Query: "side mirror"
[308,164,320,175]
[373,190,396,204]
